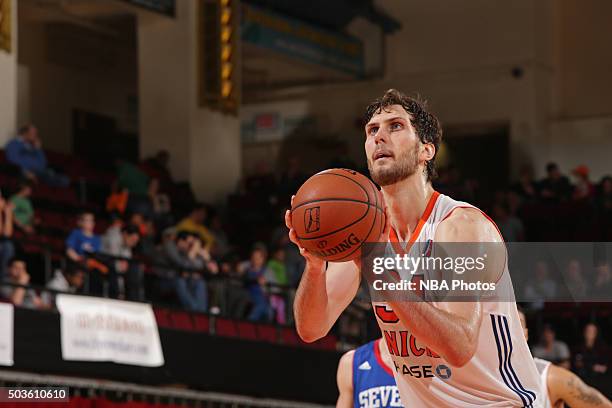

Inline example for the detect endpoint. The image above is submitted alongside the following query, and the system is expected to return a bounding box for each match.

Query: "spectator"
[209,214,231,260]
[538,162,572,202]
[0,197,15,281]
[573,323,609,378]
[562,259,589,300]
[571,165,595,201]
[532,324,571,368]
[595,176,612,212]
[5,125,69,187]
[156,231,213,312]
[277,156,306,205]
[116,158,150,216]
[523,260,557,308]
[106,182,129,215]
[266,247,288,324]
[175,203,215,251]
[492,203,524,242]
[240,246,271,322]
[0,258,42,308]
[42,264,85,307]
[512,165,538,202]
[218,256,251,319]
[102,223,142,300]
[142,150,173,188]
[148,178,173,231]
[10,180,36,234]
[591,262,612,300]
[66,212,101,263]
[66,212,106,295]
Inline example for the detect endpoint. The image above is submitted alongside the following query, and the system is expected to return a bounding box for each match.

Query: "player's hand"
[285,195,325,271]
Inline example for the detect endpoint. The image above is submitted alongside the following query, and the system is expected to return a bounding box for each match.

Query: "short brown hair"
[364,89,443,181]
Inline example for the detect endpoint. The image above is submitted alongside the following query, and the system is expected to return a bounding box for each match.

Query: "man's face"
[8,261,26,280]
[124,233,140,248]
[364,105,424,186]
[23,126,38,143]
[251,250,265,268]
[584,324,598,343]
[543,328,555,343]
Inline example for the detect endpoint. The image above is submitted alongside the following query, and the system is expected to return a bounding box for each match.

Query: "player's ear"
[422,142,435,161]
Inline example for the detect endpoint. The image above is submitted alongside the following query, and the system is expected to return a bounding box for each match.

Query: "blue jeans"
[248,291,270,322]
[175,275,208,312]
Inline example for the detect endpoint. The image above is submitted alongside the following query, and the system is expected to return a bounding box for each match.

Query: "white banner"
[56,295,164,367]
[0,303,14,366]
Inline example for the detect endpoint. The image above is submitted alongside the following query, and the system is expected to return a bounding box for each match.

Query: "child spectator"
[240,245,271,322]
[42,264,85,307]
[571,165,595,201]
[0,258,42,308]
[102,223,142,300]
[66,212,101,262]
[266,246,288,324]
[10,180,36,234]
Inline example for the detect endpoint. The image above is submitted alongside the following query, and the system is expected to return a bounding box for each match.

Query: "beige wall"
[243,0,612,181]
[138,1,241,203]
[0,0,17,146]
[17,19,137,153]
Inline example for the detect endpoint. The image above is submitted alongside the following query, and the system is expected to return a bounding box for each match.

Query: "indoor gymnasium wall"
[0,0,17,147]
[246,0,554,180]
[16,19,137,153]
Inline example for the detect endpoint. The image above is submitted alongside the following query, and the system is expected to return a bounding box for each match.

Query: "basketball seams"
[294,201,370,241]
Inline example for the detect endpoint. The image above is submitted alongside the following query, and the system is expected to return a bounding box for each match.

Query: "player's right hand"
[286,195,326,271]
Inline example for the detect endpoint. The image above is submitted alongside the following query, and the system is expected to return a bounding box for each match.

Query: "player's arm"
[548,364,612,408]
[286,208,361,342]
[336,350,354,408]
[387,208,504,367]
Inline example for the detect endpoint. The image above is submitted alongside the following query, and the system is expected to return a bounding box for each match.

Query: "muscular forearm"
[388,299,481,367]
[294,266,332,342]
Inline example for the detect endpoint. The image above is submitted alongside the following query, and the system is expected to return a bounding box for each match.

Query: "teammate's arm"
[548,364,612,408]
[336,350,354,408]
[287,209,361,342]
[387,208,504,367]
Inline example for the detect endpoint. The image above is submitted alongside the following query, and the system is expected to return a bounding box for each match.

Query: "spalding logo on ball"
[291,168,386,262]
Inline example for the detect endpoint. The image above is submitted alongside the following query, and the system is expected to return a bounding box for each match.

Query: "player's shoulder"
[339,348,356,369]
[436,206,501,243]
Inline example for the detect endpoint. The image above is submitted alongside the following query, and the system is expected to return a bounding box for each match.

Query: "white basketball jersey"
[372,192,544,407]
[533,358,553,408]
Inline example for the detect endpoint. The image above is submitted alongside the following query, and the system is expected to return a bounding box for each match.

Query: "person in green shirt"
[10,181,35,234]
[265,246,288,324]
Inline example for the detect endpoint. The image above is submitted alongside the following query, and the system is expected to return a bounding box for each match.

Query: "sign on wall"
[0,303,14,366]
[241,4,364,77]
[57,295,164,367]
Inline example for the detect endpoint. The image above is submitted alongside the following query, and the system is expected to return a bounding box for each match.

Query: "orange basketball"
[291,168,386,262]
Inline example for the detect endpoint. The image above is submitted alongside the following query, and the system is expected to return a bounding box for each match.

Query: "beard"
[368,144,420,186]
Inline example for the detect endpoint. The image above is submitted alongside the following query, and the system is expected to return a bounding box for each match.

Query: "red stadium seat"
[169,311,193,330]
[256,323,278,343]
[153,308,171,328]
[215,318,238,337]
[192,314,210,333]
[236,321,257,340]
[280,327,304,347]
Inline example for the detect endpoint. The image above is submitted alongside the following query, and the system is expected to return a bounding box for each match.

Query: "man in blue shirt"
[5,125,69,187]
[66,212,102,261]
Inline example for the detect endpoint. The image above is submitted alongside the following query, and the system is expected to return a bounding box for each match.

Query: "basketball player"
[517,308,612,408]
[286,89,544,406]
[337,338,403,408]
